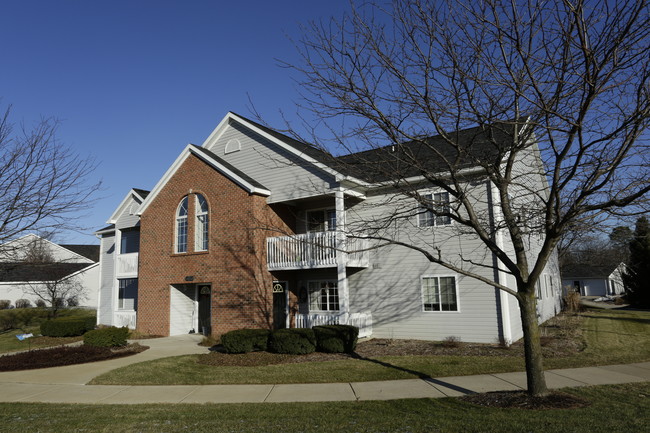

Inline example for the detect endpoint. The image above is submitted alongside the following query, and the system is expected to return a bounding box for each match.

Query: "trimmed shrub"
[14,299,31,309]
[268,328,316,355]
[40,316,95,337]
[313,325,359,353]
[66,296,79,307]
[84,326,129,347]
[221,329,271,354]
[35,299,46,308]
[0,300,11,309]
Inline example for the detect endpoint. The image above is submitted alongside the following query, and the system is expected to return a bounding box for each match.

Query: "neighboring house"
[96,112,562,344]
[561,263,626,297]
[0,234,100,308]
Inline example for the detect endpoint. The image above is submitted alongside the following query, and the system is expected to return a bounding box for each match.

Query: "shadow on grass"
[349,352,477,395]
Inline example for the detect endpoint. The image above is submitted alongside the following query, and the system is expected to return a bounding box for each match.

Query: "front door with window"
[272,281,287,329]
[198,285,211,336]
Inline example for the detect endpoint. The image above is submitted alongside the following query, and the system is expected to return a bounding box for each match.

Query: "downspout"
[490,180,513,346]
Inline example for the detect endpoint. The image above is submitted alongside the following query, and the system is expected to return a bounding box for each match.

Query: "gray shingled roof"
[561,263,622,279]
[0,262,95,282]
[59,245,100,262]
[232,112,517,183]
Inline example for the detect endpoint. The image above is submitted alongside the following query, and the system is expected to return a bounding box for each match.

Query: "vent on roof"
[225,139,241,154]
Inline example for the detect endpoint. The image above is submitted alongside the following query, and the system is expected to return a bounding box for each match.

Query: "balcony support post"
[335,189,349,320]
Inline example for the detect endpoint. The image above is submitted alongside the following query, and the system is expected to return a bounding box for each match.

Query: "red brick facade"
[137,154,294,337]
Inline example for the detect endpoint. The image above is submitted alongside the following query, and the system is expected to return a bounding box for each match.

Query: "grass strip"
[0,383,647,432]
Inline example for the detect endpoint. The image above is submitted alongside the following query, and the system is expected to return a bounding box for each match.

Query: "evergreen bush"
[313,324,359,353]
[84,326,129,347]
[268,328,316,355]
[221,329,271,353]
[40,316,95,337]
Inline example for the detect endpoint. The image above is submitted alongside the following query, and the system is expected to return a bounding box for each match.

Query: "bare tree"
[283,0,650,396]
[0,104,101,252]
[14,238,87,317]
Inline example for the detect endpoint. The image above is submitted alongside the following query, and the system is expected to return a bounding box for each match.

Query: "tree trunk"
[519,292,549,396]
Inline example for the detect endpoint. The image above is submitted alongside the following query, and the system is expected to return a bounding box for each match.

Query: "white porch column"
[335,189,349,320]
[491,181,513,346]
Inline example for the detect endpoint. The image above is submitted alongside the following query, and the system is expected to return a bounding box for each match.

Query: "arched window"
[175,196,188,253]
[195,194,209,251]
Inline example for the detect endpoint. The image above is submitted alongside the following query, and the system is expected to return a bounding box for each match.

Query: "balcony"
[116,252,139,278]
[266,231,369,271]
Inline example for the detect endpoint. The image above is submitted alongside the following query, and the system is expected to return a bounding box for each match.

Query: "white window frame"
[421,275,459,312]
[195,194,209,252]
[307,280,340,312]
[117,278,138,311]
[417,191,452,227]
[175,196,188,254]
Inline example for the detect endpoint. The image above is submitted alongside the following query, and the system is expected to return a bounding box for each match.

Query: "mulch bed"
[0,343,149,371]
[462,390,591,409]
[198,313,585,369]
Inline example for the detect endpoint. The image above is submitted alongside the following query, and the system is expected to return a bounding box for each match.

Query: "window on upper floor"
[418,192,451,227]
[422,275,458,312]
[176,196,188,253]
[195,194,209,252]
[120,229,140,254]
[308,280,339,312]
[307,209,336,232]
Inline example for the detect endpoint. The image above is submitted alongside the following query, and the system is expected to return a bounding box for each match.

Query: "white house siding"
[205,122,336,203]
[345,183,503,344]
[97,233,116,325]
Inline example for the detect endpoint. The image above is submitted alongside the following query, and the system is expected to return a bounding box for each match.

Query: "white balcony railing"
[114,311,137,329]
[116,252,139,277]
[295,311,373,338]
[266,232,369,271]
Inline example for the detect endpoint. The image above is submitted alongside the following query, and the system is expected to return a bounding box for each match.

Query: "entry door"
[272,281,287,329]
[198,285,211,336]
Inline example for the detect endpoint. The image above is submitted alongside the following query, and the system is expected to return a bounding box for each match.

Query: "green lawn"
[0,383,647,432]
[0,308,95,353]
[91,308,650,386]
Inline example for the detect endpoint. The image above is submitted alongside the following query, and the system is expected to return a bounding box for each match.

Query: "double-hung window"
[195,194,209,252]
[418,192,451,227]
[120,229,140,254]
[308,281,339,311]
[176,196,188,253]
[118,278,138,310]
[422,276,458,311]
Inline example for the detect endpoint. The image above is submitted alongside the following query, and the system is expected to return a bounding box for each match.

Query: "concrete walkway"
[0,335,648,404]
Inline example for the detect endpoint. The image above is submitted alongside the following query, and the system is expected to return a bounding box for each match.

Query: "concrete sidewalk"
[0,335,648,404]
[0,333,208,385]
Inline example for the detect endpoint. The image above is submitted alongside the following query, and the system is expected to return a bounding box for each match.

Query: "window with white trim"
[120,228,140,254]
[195,194,209,252]
[308,281,339,311]
[418,192,451,227]
[118,278,138,310]
[422,275,458,311]
[175,196,188,253]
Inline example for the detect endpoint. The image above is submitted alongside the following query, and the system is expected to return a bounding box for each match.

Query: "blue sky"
[0,1,352,244]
